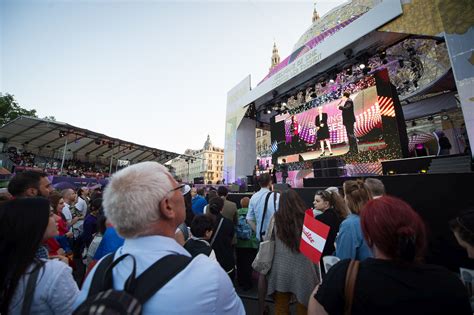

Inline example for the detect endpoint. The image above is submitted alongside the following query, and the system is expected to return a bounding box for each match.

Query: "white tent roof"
[0,116,182,164]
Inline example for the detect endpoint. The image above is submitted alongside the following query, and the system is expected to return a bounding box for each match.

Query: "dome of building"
[259,0,379,84]
[292,0,377,52]
[203,134,213,150]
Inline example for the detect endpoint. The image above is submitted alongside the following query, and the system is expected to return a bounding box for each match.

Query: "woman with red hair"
[309,196,471,315]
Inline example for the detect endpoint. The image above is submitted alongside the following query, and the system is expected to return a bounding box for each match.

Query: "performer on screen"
[338,91,358,153]
[315,106,333,156]
[280,158,289,184]
[289,115,299,148]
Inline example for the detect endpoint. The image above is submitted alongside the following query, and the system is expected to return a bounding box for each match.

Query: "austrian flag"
[299,209,330,264]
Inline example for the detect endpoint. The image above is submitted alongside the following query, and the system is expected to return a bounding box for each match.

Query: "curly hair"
[48,191,63,214]
[274,189,307,252]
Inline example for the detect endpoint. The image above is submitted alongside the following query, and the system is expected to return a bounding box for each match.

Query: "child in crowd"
[184,215,217,261]
[235,197,258,291]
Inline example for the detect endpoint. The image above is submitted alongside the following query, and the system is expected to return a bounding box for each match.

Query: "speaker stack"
[313,158,346,178]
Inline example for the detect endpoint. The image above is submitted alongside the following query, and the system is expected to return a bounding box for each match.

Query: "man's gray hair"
[364,178,385,197]
[62,188,74,199]
[103,161,173,238]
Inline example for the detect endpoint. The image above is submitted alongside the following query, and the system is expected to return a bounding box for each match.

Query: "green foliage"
[0,93,38,126]
[42,115,56,121]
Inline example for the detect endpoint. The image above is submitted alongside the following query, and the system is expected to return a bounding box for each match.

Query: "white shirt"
[62,204,72,222]
[75,197,88,216]
[9,260,79,315]
[246,187,280,241]
[75,235,245,314]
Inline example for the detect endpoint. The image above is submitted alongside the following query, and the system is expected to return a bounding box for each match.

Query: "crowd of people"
[5,147,110,178]
[0,164,473,314]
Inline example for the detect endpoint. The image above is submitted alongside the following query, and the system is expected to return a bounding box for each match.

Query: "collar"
[121,235,191,257]
[190,236,211,246]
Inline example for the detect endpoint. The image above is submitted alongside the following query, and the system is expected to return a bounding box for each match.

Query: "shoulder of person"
[41,259,73,283]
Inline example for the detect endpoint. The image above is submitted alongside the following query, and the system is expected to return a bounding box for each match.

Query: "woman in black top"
[315,106,332,156]
[309,196,471,315]
[208,197,235,280]
[314,189,348,268]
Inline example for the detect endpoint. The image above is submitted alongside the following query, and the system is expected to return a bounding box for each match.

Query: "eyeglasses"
[168,184,186,195]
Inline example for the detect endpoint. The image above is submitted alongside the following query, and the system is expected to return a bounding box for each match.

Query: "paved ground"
[235,278,297,314]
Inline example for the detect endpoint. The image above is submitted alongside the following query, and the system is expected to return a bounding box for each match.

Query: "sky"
[1,0,347,154]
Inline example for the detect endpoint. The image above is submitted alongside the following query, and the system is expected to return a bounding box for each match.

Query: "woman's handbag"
[251,216,275,275]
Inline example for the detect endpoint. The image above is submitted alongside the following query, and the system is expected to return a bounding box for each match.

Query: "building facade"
[170,135,224,184]
[256,127,272,169]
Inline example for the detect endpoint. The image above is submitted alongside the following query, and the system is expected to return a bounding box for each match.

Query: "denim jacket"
[335,214,372,260]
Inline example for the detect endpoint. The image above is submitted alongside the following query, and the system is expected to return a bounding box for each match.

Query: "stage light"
[329,78,335,83]
[388,170,395,175]
[359,63,365,69]
[266,108,272,114]
[420,169,427,174]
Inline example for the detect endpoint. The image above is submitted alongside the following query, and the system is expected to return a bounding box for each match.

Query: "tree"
[0,93,38,126]
[42,115,56,121]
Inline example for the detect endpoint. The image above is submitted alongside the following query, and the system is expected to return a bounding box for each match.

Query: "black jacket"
[210,214,235,272]
[339,99,356,125]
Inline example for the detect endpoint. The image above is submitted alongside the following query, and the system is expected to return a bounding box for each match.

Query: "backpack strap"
[87,252,192,306]
[87,252,116,298]
[132,254,192,305]
[259,192,273,240]
[21,264,41,315]
[210,217,224,246]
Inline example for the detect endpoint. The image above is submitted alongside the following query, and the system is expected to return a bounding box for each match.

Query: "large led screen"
[271,71,405,164]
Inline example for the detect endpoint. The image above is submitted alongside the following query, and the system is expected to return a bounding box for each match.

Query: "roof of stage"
[0,116,183,164]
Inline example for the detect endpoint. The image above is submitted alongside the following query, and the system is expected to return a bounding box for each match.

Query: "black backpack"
[74,253,192,315]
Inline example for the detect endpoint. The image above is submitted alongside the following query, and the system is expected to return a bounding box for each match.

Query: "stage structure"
[224,0,473,185]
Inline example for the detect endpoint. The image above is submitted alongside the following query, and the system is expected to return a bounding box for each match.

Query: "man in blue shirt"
[74,162,244,314]
[246,172,279,315]
[246,173,280,241]
[191,187,207,214]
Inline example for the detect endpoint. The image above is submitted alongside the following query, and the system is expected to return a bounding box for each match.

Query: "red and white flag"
[300,209,330,264]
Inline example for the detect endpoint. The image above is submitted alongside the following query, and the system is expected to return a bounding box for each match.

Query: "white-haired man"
[74,162,244,314]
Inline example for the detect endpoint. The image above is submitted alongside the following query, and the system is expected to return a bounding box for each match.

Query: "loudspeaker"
[314,168,345,178]
[247,175,254,185]
[193,177,204,184]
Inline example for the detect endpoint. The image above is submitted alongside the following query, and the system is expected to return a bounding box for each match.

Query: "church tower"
[312,2,320,23]
[270,42,281,71]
